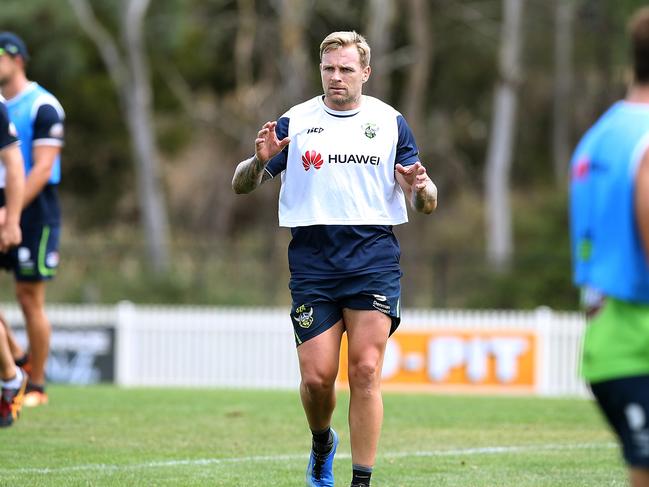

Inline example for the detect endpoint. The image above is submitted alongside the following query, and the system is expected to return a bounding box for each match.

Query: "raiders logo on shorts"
[292,304,314,329]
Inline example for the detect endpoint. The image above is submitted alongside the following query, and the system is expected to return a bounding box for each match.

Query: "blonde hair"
[319,31,371,68]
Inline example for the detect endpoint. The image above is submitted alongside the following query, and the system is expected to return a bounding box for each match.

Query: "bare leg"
[297,321,344,431]
[344,309,391,467]
[15,281,50,385]
[0,324,17,381]
[0,312,25,360]
[631,468,649,487]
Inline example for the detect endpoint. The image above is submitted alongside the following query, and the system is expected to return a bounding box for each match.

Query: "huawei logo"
[302,150,323,171]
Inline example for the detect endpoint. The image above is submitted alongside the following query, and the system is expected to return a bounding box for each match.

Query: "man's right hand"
[0,222,21,252]
[255,121,291,163]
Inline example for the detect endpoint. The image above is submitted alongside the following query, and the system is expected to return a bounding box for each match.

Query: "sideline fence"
[3,303,587,396]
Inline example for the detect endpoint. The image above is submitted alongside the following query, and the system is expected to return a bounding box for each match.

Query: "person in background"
[569,7,649,487]
[0,97,27,427]
[0,32,65,407]
[232,31,437,487]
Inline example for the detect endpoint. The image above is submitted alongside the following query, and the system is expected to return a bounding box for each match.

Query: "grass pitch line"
[0,442,616,475]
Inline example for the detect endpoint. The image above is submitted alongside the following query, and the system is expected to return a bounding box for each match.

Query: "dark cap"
[0,32,29,62]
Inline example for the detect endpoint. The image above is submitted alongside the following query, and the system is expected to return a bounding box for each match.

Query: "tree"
[278,0,313,104]
[552,0,574,186]
[364,0,395,100]
[484,0,525,272]
[234,0,256,90]
[68,0,171,273]
[402,0,432,138]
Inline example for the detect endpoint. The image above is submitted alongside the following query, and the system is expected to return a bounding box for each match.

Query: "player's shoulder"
[31,84,64,117]
[9,83,64,120]
[282,96,322,119]
[362,96,404,130]
[362,95,401,117]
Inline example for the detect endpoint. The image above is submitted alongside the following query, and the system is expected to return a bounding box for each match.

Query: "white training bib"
[275,96,411,227]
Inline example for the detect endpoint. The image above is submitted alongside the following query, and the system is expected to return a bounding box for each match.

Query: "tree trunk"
[365,0,395,100]
[484,0,525,272]
[552,0,574,186]
[235,0,256,89]
[122,0,170,274]
[69,0,171,273]
[403,0,432,139]
[279,0,312,103]
[400,0,434,296]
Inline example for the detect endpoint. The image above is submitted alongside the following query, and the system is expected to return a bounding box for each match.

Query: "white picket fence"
[1,302,589,396]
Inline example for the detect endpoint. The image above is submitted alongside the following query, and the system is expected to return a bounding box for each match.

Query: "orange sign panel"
[338,330,536,392]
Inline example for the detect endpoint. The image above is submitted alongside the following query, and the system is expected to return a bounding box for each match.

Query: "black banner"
[12,326,115,384]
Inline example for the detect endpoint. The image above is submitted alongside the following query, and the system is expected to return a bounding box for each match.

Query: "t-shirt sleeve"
[264,116,290,178]
[0,103,18,150]
[33,103,65,147]
[395,115,419,167]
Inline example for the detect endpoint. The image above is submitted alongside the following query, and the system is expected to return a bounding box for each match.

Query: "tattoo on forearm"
[232,155,268,194]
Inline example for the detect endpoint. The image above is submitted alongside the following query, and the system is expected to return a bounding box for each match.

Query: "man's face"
[0,51,19,86]
[320,45,370,111]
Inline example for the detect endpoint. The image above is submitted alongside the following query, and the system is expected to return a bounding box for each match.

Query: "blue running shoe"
[306,428,339,487]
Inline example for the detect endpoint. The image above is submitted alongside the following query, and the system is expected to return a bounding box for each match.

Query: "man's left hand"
[395,162,437,214]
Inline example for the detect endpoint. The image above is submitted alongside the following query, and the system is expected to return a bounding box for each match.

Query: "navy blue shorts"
[0,224,60,281]
[590,375,649,468]
[289,270,402,346]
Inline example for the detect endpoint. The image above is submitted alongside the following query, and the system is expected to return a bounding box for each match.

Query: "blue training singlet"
[569,101,649,303]
[6,82,64,226]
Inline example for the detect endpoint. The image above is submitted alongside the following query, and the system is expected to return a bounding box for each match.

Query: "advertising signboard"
[338,330,536,392]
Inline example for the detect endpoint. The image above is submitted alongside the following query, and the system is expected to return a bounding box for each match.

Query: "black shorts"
[289,270,402,346]
[0,224,60,281]
[590,375,649,468]
[0,251,13,270]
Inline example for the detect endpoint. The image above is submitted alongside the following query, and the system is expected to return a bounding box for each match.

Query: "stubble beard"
[327,90,360,109]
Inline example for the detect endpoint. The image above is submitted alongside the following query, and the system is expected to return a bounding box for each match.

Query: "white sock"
[2,367,24,389]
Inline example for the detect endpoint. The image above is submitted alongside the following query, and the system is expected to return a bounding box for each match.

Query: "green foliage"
[0,386,623,486]
[462,253,576,310]
[0,0,645,309]
[461,187,577,310]
[397,186,576,310]
[0,184,577,310]
[0,230,293,305]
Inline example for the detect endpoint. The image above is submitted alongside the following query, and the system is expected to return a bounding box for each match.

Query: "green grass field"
[0,386,626,486]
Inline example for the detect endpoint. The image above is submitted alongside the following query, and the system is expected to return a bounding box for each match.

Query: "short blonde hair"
[319,31,371,68]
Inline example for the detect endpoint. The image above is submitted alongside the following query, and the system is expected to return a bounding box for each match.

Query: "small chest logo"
[302,150,324,171]
[572,157,589,180]
[362,122,379,139]
[307,127,324,134]
[292,304,314,329]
